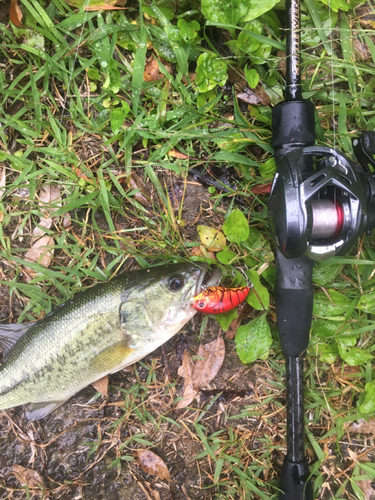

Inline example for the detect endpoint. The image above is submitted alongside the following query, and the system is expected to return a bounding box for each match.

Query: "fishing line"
[328,0,336,150]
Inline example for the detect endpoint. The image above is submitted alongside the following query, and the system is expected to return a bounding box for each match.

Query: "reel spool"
[269,140,375,262]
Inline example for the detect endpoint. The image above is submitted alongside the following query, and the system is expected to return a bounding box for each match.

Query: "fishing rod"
[268,0,375,498]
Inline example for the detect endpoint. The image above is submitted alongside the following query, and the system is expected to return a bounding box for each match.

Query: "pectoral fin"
[89,341,134,374]
[26,399,68,420]
[0,322,37,360]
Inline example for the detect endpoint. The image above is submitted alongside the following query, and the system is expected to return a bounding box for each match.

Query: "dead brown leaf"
[13,465,47,491]
[38,185,61,209]
[250,182,272,195]
[356,4,375,29]
[63,0,124,8]
[190,246,204,258]
[356,479,375,499]
[33,219,53,238]
[133,450,171,482]
[33,184,62,238]
[190,246,216,260]
[129,173,152,207]
[227,66,246,88]
[237,88,263,105]
[144,56,164,82]
[0,167,6,200]
[151,490,161,500]
[177,338,226,409]
[91,375,109,398]
[277,50,287,76]
[73,166,94,183]
[84,4,126,9]
[237,85,271,106]
[192,336,225,391]
[353,38,371,61]
[25,235,54,268]
[349,418,375,434]
[225,303,252,340]
[62,214,72,229]
[33,185,62,237]
[333,365,362,379]
[176,349,197,409]
[10,0,23,27]
[254,85,271,106]
[167,150,190,160]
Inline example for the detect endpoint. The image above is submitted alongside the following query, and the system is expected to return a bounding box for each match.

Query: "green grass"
[1,0,375,498]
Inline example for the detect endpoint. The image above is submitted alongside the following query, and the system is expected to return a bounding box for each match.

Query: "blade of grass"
[132,2,147,116]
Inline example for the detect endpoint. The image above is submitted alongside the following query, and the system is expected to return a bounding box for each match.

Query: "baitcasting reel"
[269,132,375,262]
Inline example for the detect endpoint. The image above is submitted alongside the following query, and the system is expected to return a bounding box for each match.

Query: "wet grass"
[1,0,375,498]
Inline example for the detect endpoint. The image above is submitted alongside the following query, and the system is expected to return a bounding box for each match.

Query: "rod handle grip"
[279,457,313,500]
[275,250,314,357]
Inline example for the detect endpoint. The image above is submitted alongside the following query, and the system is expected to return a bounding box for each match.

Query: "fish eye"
[198,302,205,309]
[168,276,185,292]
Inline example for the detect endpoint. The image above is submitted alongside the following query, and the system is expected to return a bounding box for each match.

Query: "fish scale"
[0,263,220,420]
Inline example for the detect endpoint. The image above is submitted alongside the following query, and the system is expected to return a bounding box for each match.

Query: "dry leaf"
[122,363,134,372]
[63,0,121,7]
[227,66,246,87]
[33,218,53,237]
[25,236,54,268]
[349,418,375,434]
[62,214,72,229]
[177,338,226,409]
[225,302,252,340]
[91,375,109,398]
[192,337,225,391]
[191,246,216,260]
[277,50,287,76]
[237,88,263,105]
[38,185,61,211]
[353,38,371,61]
[133,450,171,482]
[238,85,270,106]
[250,182,272,195]
[190,246,204,258]
[356,4,375,29]
[84,4,126,9]
[197,225,226,252]
[167,150,189,160]
[333,365,362,379]
[33,185,63,237]
[13,465,46,491]
[151,490,161,500]
[10,0,23,27]
[0,168,6,200]
[73,166,94,183]
[356,479,375,499]
[129,173,152,207]
[143,56,164,82]
[176,349,197,409]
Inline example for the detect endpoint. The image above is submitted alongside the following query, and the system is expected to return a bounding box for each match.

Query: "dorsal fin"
[0,322,36,360]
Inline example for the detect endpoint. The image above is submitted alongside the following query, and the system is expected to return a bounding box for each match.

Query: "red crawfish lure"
[192,285,251,314]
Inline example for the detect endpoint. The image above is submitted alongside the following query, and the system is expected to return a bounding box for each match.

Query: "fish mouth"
[174,265,222,307]
[192,265,222,298]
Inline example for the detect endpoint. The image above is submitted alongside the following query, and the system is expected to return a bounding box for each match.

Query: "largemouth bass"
[0,262,221,420]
